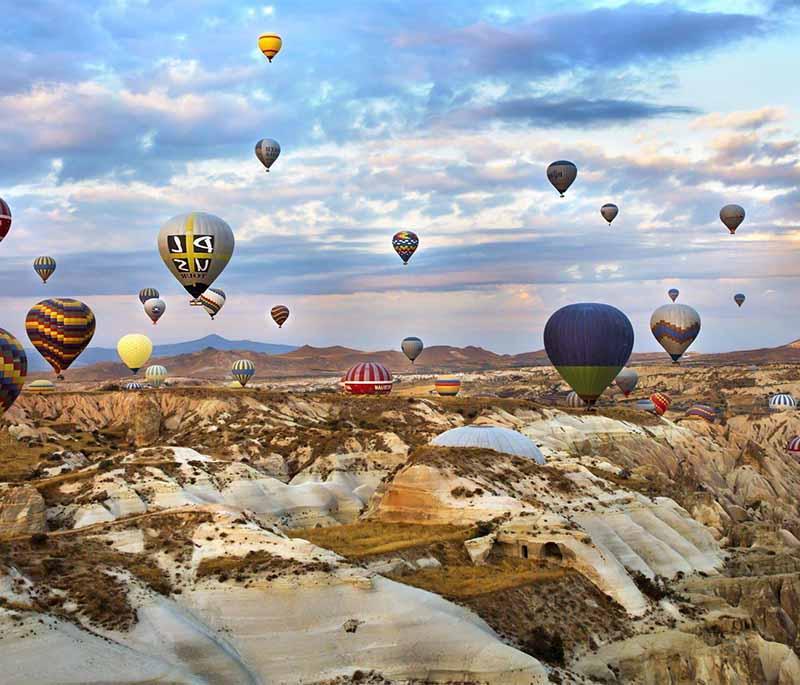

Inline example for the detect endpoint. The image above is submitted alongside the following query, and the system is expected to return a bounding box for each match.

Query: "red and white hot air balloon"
[341,362,393,395]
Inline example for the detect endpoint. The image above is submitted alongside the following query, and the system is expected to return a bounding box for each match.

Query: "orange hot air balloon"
[258,34,282,62]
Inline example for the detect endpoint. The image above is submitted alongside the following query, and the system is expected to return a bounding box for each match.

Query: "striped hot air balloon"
[145,365,167,388]
[342,362,393,395]
[33,256,56,283]
[787,437,800,453]
[685,403,716,423]
[0,197,11,242]
[434,375,461,396]
[270,305,290,328]
[650,392,671,416]
[25,299,96,376]
[392,231,418,265]
[258,33,282,62]
[544,303,634,407]
[650,304,701,363]
[565,391,586,408]
[768,393,796,411]
[232,359,255,387]
[27,379,55,393]
[124,381,143,391]
[0,329,26,413]
[139,288,160,305]
[200,288,226,319]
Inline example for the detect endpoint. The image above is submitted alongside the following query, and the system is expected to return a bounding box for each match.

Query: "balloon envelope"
[565,391,585,408]
[650,304,701,362]
[734,293,745,308]
[270,305,290,328]
[144,298,166,324]
[33,256,56,283]
[255,139,280,171]
[157,212,234,301]
[117,334,153,373]
[26,299,96,375]
[544,303,634,406]
[651,392,671,416]
[145,365,167,388]
[0,329,26,414]
[232,359,255,386]
[434,375,461,396]
[139,288,159,305]
[200,288,226,319]
[546,161,577,196]
[401,336,424,363]
[431,425,545,463]
[0,197,11,242]
[600,203,618,224]
[614,367,638,397]
[720,204,745,234]
[392,231,418,264]
[258,33,282,61]
[668,288,679,302]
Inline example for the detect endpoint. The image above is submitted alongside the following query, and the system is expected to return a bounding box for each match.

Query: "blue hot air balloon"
[544,303,634,408]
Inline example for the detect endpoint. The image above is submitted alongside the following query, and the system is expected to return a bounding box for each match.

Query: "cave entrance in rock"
[521,545,529,559]
[541,542,562,561]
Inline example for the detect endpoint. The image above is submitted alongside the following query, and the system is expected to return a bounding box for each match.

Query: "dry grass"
[291,521,476,559]
[197,549,331,582]
[389,560,568,599]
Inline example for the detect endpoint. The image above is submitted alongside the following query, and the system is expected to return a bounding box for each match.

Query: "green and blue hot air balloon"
[544,303,634,408]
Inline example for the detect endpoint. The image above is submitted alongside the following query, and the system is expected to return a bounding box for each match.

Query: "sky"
[1,0,799,353]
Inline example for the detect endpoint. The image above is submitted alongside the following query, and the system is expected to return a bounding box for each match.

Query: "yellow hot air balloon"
[117,334,153,374]
[258,33,282,62]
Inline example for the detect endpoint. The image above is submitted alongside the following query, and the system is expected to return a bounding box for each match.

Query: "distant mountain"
[25,334,297,373]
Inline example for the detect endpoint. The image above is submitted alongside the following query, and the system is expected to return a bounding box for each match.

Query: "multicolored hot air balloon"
[232,359,255,386]
[392,231,418,265]
[0,329,26,413]
[200,288,226,319]
[255,139,280,172]
[650,392,671,416]
[734,293,746,308]
[117,334,153,374]
[668,288,680,302]
[33,256,56,283]
[685,403,716,423]
[720,204,745,235]
[600,203,618,225]
[258,33,282,61]
[546,161,577,197]
[614,367,638,397]
[342,362,393,395]
[145,365,167,388]
[565,391,586,408]
[650,304,700,363]
[139,288,159,305]
[144,298,165,325]
[434,375,461,396]
[157,212,234,303]
[0,197,11,242]
[270,305,290,328]
[26,299,96,376]
[543,303,634,407]
[401,336,424,364]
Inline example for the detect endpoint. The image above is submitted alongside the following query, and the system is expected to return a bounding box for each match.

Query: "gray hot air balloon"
[600,203,619,225]
[720,204,745,235]
[401,336,424,364]
[734,293,746,308]
[143,298,166,325]
[614,367,638,397]
[546,160,577,197]
[157,212,235,303]
[255,138,281,172]
[650,303,701,363]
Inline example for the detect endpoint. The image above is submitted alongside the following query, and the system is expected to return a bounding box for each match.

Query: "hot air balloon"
[650,392,671,416]
[768,393,795,411]
[270,305,290,328]
[157,212,234,303]
[401,336,424,364]
[546,161,577,197]
[232,359,255,386]
[27,379,55,393]
[342,362,393,395]
[0,329,26,413]
[668,288,680,302]
[392,231,418,265]
[255,139,280,172]
[720,204,745,235]
[139,287,159,305]
[0,197,11,242]
[33,256,56,283]
[614,367,638,397]
[544,303,634,407]
[431,425,544,463]
[258,33,282,61]
[600,203,618,225]
[117,334,153,374]
[650,304,701,363]
[144,298,166,325]
[734,293,745,308]
[685,403,716,423]
[565,391,586,408]
[200,288,226,319]
[26,299,95,376]
[635,399,657,413]
[145,365,167,388]
[124,381,143,391]
[434,375,461,396]
[787,436,800,454]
